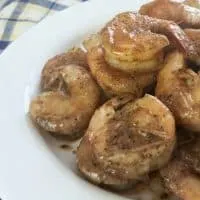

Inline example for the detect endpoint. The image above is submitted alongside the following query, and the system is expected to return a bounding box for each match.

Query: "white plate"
[0,1,150,199]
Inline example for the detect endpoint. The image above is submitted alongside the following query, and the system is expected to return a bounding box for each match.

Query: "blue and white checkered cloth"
[0,0,87,54]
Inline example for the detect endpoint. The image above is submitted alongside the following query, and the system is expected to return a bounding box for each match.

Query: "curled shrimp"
[161,135,200,200]
[140,0,200,28]
[41,47,88,92]
[87,46,156,98]
[100,12,196,74]
[185,28,200,40]
[77,94,176,188]
[29,64,100,140]
[184,28,200,64]
[161,159,200,200]
[156,51,200,132]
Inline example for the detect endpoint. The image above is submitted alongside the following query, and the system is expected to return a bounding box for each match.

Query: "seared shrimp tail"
[140,0,200,28]
[152,22,197,58]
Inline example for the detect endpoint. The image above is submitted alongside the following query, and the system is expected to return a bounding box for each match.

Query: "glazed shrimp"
[156,51,200,132]
[101,12,196,74]
[159,128,200,200]
[161,159,200,200]
[140,0,200,28]
[87,46,156,98]
[77,94,176,189]
[184,28,200,64]
[41,47,88,92]
[160,130,200,200]
[29,64,100,140]
[178,136,200,174]
[185,28,200,40]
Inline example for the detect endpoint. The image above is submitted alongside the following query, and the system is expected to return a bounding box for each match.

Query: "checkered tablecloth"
[0,0,87,54]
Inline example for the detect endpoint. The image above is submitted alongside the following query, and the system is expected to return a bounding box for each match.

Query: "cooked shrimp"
[178,135,200,174]
[87,46,156,97]
[160,129,200,199]
[159,127,200,199]
[139,0,200,28]
[41,47,88,92]
[185,28,200,40]
[77,94,176,188]
[104,50,164,75]
[156,51,200,132]
[161,159,200,200]
[100,12,197,74]
[29,64,100,139]
[184,28,200,64]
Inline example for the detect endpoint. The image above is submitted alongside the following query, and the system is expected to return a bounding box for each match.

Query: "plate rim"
[0,1,150,200]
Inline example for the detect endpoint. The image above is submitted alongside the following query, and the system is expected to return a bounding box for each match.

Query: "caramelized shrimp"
[30,64,100,140]
[185,28,200,41]
[41,47,88,91]
[161,129,200,199]
[179,137,200,174]
[184,28,200,64]
[87,46,156,97]
[77,94,176,188]
[161,159,200,200]
[156,51,200,132]
[101,12,197,74]
[84,33,165,75]
[140,0,200,28]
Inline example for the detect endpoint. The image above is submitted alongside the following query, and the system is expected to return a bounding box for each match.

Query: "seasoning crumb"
[60,144,72,150]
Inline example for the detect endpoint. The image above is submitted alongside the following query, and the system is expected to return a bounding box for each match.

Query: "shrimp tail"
[153,21,198,58]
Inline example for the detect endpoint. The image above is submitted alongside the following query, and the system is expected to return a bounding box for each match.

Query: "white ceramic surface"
[0,1,150,199]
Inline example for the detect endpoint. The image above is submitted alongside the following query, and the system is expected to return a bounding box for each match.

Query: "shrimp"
[185,28,200,40]
[155,51,200,132]
[77,94,176,189]
[87,46,156,98]
[29,64,100,140]
[161,129,200,200]
[161,159,200,200]
[100,12,197,74]
[184,28,200,64]
[41,47,88,92]
[139,0,200,28]
[178,136,200,174]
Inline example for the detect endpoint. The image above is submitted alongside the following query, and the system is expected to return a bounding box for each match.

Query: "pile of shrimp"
[29,0,200,199]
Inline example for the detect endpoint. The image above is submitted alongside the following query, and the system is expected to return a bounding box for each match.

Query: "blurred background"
[0,0,87,53]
